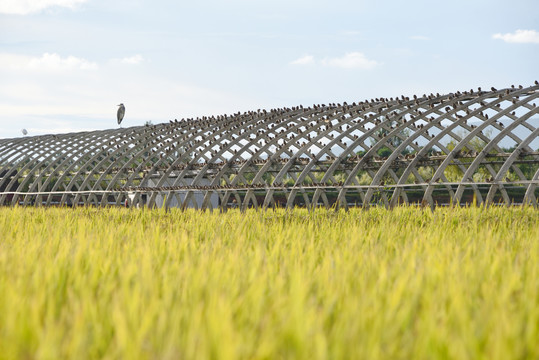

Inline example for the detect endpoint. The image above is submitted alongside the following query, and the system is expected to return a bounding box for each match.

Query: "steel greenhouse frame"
[1,84,538,210]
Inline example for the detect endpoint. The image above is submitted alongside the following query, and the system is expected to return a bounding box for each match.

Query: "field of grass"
[0,206,538,359]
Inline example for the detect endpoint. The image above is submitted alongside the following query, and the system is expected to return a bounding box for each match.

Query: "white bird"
[21,129,28,136]
[117,103,125,126]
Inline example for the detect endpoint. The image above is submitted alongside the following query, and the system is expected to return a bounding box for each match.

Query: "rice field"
[0,206,538,360]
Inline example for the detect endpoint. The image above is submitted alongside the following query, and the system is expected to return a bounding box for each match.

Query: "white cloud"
[290,52,378,69]
[28,53,98,71]
[120,54,144,65]
[492,29,539,44]
[290,55,315,65]
[0,53,98,72]
[0,0,88,15]
[0,54,30,70]
[322,52,378,69]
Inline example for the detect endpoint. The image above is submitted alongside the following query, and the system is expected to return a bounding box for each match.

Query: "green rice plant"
[0,206,537,359]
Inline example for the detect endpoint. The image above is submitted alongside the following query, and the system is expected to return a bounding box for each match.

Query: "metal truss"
[1,83,538,210]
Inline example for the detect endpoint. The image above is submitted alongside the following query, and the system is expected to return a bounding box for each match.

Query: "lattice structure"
[1,84,539,210]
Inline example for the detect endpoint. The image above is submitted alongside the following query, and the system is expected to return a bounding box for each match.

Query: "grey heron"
[117,103,125,126]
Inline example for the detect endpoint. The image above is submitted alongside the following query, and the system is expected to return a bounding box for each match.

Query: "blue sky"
[1,0,538,138]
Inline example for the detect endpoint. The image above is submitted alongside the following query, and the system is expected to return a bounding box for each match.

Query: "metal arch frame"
[0,135,53,205]
[1,84,538,209]
[389,87,538,208]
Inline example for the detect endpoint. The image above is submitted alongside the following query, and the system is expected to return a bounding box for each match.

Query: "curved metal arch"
[148,115,251,207]
[54,130,121,205]
[278,102,400,209]
[22,133,92,205]
[62,130,124,205]
[173,111,293,209]
[338,94,462,208]
[0,135,55,204]
[386,88,531,207]
[1,83,538,209]
[453,100,538,201]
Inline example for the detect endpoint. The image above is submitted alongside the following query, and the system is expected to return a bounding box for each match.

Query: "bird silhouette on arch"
[117,103,125,127]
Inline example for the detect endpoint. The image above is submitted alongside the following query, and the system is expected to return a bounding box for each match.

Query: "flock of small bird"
[13,84,538,196]
[104,84,536,165]
[28,84,535,182]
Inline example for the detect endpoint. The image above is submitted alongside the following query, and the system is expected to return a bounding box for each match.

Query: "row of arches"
[1,83,538,209]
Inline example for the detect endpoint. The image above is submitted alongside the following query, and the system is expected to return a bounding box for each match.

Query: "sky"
[1,0,538,139]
